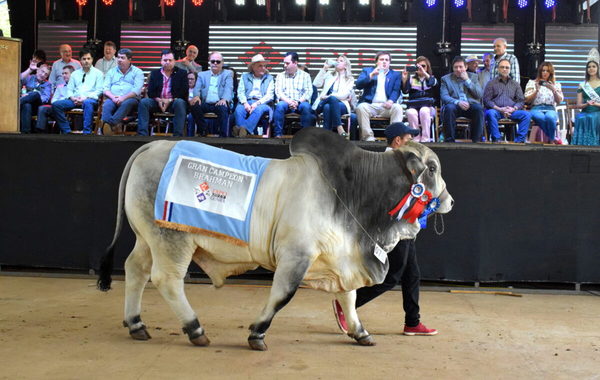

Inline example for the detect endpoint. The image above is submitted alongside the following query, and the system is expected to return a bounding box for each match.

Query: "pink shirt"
[160,69,172,99]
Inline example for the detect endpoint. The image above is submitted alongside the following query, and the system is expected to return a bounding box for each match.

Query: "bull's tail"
[97,143,152,291]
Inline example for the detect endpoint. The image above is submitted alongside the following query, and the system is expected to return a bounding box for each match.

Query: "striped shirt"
[483,77,525,110]
[275,69,312,102]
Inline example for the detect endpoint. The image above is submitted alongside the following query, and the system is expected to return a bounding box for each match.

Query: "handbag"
[405,97,435,109]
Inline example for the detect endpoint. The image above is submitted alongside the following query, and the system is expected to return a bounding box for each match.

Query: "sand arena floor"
[0,275,599,379]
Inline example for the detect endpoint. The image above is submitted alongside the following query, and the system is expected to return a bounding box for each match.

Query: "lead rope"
[434,213,445,235]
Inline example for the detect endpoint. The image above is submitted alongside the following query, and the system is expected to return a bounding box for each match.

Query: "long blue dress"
[572,84,600,146]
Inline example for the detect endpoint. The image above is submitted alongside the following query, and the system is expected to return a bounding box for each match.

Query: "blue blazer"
[193,69,234,103]
[355,67,401,104]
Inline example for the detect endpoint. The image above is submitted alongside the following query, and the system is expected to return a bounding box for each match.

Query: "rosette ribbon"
[388,183,433,223]
[418,197,440,228]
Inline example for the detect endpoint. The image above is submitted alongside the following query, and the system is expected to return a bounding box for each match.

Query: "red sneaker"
[332,300,348,334]
[403,323,438,336]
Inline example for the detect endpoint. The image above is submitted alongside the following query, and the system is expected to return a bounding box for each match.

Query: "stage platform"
[1,133,599,285]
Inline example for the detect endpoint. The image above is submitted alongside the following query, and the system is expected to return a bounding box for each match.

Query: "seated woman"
[524,61,564,144]
[401,56,437,142]
[233,54,274,137]
[312,55,355,137]
[572,50,600,146]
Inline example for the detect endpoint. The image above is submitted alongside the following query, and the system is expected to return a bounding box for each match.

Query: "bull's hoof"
[248,338,268,351]
[355,334,376,346]
[130,326,152,341]
[190,334,211,347]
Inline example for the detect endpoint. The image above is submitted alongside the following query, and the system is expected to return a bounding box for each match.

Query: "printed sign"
[165,155,257,221]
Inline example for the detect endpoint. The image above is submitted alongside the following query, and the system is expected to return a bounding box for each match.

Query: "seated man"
[94,41,117,75]
[175,44,202,73]
[137,49,188,137]
[49,44,81,86]
[273,51,315,138]
[189,51,233,137]
[36,65,74,133]
[101,48,144,135]
[483,58,530,143]
[20,63,52,133]
[52,49,104,134]
[233,54,274,137]
[355,51,403,141]
[440,56,484,143]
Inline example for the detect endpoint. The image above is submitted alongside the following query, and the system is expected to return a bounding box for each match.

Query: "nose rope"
[434,213,445,235]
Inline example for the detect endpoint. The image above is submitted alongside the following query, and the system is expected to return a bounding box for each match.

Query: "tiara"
[588,47,600,65]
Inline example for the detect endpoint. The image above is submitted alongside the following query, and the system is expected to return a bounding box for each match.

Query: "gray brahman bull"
[97,127,453,351]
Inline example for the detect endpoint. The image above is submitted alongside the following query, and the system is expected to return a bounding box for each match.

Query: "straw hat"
[465,54,481,63]
[248,54,268,69]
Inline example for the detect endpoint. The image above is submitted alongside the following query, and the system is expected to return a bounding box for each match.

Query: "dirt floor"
[0,276,599,379]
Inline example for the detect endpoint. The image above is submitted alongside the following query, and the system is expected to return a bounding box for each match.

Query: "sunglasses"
[82,73,86,84]
[210,60,222,64]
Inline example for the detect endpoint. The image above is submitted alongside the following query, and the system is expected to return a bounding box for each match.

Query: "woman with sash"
[401,56,437,142]
[524,61,564,144]
[572,49,600,146]
[312,55,355,137]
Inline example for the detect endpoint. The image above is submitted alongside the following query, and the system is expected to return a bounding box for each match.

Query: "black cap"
[384,122,420,139]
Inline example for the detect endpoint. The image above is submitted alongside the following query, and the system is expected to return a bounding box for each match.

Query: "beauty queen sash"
[154,140,271,246]
[581,81,600,103]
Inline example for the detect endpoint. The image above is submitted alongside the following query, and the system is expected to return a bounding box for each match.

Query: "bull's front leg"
[248,253,312,351]
[335,291,376,346]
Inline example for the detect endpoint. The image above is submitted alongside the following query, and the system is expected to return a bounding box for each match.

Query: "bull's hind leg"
[150,244,210,347]
[335,291,375,346]
[248,254,312,351]
[123,236,153,340]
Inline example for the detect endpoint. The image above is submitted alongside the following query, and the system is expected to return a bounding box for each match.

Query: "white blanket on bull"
[154,140,271,246]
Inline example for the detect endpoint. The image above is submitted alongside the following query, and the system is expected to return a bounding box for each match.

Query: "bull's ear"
[405,152,426,180]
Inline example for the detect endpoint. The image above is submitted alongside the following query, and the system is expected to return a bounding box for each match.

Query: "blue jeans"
[190,102,230,137]
[273,100,316,137]
[36,105,53,132]
[101,98,139,126]
[234,100,271,134]
[441,102,484,142]
[485,109,531,143]
[316,96,348,131]
[19,92,42,133]
[137,98,187,137]
[530,105,557,141]
[52,98,98,134]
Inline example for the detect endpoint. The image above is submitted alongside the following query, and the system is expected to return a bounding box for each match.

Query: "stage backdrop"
[208,24,418,74]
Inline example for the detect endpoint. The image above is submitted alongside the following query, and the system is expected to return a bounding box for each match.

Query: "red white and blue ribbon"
[388,183,433,224]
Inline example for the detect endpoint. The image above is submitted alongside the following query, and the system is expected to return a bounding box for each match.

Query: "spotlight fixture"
[235,0,245,5]
[296,0,306,5]
[425,0,437,7]
[256,0,265,5]
[517,0,528,8]
[544,0,556,8]
[359,0,370,5]
[319,0,330,4]
[453,0,465,7]
[381,0,392,5]
[192,0,204,5]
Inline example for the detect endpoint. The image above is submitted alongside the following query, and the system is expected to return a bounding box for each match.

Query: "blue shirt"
[103,64,144,97]
[206,74,220,104]
[21,75,52,104]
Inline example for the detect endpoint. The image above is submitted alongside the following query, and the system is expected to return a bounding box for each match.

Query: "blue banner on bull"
[154,140,271,246]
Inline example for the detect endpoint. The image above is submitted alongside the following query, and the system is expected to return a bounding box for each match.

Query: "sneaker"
[403,323,438,336]
[332,300,348,334]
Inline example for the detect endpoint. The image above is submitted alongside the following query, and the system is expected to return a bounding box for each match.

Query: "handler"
[333,122,438,336]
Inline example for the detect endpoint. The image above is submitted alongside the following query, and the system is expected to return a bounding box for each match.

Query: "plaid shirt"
[491,52,520,84]
[275,70,312,102]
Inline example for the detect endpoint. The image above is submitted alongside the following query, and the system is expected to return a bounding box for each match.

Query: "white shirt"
[372,71,388,104]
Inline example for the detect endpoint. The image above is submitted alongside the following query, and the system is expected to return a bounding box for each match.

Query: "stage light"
[75,0,88,5]
[256,0,265,5]
[359,0,370,5]
[381,0,392,5]
[453,0,465,7]
[192,0,204,5]
[544,0,556,8]
[235,0,245,5]
[101,0,114,5]
[425,0,437,7]
[319,0,330,4]
[296,0,306,5]
[517,0,528,8]
[164,0,175,6]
